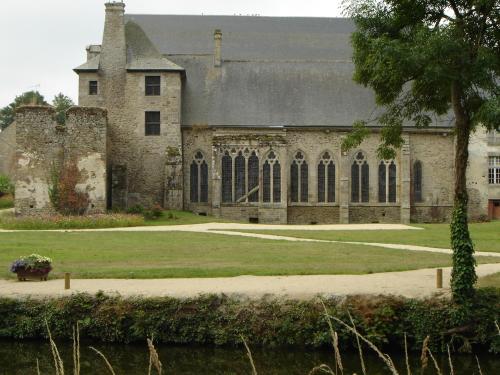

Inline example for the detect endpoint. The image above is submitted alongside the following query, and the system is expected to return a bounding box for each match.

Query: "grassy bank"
[237,221,500,253]
[0,231,498,279]
[0,291,498,353]
[0,194,13,209]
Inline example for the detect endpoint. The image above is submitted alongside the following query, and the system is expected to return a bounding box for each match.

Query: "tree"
[0,91,48,130]
[52,93,74,125]
[343,0,499,304]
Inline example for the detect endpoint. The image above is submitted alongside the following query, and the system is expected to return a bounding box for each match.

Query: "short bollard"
[64,273,71,290]
[436,269,443,289]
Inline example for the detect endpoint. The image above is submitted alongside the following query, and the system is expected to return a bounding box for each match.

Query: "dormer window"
[89,81,98,95]
[145,76,161,96]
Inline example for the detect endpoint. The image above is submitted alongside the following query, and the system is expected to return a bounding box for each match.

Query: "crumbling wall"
[15,105,107,216]
[0,122,17,178]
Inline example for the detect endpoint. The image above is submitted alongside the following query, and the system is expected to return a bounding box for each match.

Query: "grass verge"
[0,213,144,230]
[1,231,498,279]
[234,221,500,252]
[478,272,500,289]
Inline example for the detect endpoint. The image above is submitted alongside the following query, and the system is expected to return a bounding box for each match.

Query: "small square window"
[145,76,161,96]
[145,111,161,136]
[89,81,98,95]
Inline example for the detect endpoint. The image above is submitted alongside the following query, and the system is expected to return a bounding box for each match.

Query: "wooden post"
[436,269,443,289]
[64,273,71,290]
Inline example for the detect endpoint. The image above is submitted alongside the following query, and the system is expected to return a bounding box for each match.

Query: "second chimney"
[214,29,222,67]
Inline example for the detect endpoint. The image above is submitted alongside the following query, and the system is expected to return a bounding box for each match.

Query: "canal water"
[0,340,498,374]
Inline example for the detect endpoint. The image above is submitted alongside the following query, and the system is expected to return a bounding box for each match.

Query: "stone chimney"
[101,2,126,72]
[214,29,222,67]
[86,45,101,61]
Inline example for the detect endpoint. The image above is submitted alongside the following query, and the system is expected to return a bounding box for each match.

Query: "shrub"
[0,174,14,197]
[126,204,145,215]
[144,204,163,220]
[0,213,144,230]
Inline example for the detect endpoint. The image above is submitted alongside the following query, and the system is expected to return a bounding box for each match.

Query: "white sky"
[0,0,344,108]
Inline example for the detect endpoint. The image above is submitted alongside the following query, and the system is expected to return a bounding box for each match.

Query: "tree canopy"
[52,93,75,125]
[343,0,499,304]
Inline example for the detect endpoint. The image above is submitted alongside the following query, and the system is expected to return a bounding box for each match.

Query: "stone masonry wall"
[15,106,107,216]
[0,122,17,178]
[182,127,455,224]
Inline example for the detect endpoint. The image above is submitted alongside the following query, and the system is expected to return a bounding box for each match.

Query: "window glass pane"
[317,161,325,203]
[378,162,386,203]
[327,162,335,202]
[291,161,298,202]
[89,81,98,95]
[273,162,281,203]
[248,152,259,202]
[190,162,198,202]
[200,161,208,203]
[263,161,271,202]
[222,154,232,202]
[145,111,160,136]
[145,76,161,96]
[388,161,396,202]
[235,153,246,201]
[300,162,308,202]
[413,161,422,202]
[351,163,359,202]
[361,162,369,202]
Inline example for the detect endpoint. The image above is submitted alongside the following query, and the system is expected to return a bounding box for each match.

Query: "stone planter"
[16,268,51,281]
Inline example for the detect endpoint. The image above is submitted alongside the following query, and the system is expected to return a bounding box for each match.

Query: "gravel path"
[1,263,499,300]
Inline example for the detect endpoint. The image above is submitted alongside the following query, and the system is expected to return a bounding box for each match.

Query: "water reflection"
[0,340,498,374]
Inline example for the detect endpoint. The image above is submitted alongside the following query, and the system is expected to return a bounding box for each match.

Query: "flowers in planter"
[10,254,53,275]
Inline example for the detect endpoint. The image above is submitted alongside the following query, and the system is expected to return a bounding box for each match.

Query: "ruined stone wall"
[14,106,107,216]
[182,127,455,224]
[0,122,17,178]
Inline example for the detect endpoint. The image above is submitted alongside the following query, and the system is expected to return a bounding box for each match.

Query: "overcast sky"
[0,0,344,108]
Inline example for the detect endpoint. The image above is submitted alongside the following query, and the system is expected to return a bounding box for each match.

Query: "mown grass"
[143,210,238,226]
[0,194,13,209]
[1,231,497,279]
[235,221,500,253]
[478,272,500,288]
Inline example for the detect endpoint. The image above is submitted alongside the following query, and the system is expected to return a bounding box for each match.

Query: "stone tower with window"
[74,2,184,210]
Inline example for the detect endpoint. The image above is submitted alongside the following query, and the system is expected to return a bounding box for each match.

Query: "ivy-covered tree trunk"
[450,82,477,304]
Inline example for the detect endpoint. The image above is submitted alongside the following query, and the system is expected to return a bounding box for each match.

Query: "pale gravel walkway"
[1,263,499,300]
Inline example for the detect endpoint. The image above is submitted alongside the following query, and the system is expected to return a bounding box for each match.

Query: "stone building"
[1,2,497,222]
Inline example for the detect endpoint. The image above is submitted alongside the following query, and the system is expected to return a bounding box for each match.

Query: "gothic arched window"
[221,149,260,203]
[351,151,369,202]
[248,151,259,202]
[263,151,281,203]
[318,151,335,203]
[413,160,422,202]
[378,160,397,203]
[190,151,208,203]
[291,151,308,202]
[221,151,232,203]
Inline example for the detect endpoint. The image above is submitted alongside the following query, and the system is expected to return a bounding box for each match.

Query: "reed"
[240,335,258,375]
[89,347,117,375]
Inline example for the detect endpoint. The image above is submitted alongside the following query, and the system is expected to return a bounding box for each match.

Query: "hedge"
[0,290,498,353]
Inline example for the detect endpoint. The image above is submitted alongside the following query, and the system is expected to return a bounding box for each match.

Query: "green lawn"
[1,231,498,279]
[234,221,500,253]
[478,272,500,289]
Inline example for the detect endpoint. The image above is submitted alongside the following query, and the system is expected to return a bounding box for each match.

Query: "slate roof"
[76,14,453,128]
